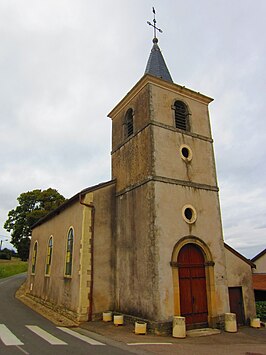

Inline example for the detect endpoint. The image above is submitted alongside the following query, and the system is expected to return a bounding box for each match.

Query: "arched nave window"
[31,241,38,274]
[65,228,74,277]
[45,236,53,276]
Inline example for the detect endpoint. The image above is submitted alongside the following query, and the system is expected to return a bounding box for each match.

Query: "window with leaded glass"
[45,236,53,276]
[31,241,38,274]
[65,228,74,276]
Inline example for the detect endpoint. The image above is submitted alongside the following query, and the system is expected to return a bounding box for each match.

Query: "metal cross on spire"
[147,7,162,40]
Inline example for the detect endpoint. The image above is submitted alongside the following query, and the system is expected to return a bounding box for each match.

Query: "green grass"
[0,258,28,279]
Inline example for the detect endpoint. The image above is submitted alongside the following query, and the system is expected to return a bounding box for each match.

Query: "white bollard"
[225,313,237,332]
[113,314,124,326]
[250,318,260,328]
[172,316,186,338]
[135,321,147,334]
[102,311,112,322]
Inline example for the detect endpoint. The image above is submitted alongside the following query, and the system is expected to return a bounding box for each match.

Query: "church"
[26,22,256,332]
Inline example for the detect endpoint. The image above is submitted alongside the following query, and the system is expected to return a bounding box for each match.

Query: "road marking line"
[57,327,105,345]
[16,345,30,354]
[26,325,67,345]
[127,342,173,345]
[0,324,24,346]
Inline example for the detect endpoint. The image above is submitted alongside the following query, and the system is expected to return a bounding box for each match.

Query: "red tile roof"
[253,274,266,291]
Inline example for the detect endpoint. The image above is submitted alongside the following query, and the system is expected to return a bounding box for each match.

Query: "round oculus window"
[182,204,197,224]
[180,144,192,161]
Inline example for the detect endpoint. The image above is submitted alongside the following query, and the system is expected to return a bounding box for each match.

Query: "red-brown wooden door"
[228,287,245,325]
[178,244,208,325]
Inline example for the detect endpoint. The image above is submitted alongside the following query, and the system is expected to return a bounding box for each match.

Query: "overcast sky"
[0,0,265,258]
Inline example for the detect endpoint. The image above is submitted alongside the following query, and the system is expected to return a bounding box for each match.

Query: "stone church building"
[26,34,256,331]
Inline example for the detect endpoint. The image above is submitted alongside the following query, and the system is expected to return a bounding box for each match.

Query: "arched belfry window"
[174,101,189,131]
[125,108,134,138]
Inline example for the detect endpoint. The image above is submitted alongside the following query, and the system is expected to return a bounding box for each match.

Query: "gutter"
[79,193,95,321]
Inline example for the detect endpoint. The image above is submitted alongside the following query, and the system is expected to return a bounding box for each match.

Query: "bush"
[256,301,266,320]
[0,249,12,260]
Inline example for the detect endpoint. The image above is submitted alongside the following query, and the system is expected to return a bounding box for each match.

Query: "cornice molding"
[108,74,213,119]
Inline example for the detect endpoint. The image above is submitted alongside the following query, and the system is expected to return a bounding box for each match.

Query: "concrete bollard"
[113,314,124,326]
[172,316,186,338]
[250,318,261,328]
[225,313,237,332]
[102,311,112,322]
[135,321,147,334]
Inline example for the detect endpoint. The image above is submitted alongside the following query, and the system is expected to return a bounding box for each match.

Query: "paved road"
[0,274,141,355]
[1,274,266,355]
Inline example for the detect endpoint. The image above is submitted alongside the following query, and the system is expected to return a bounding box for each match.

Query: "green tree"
[16,238,30,262]
[4,188,66,260]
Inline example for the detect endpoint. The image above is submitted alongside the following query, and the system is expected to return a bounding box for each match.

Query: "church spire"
[145,8,173,83]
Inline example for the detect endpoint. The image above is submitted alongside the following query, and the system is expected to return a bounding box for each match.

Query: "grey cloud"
[0,0,265,256]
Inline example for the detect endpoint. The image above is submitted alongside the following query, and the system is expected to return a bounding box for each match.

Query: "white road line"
[57,327,105,345]
[0,324,24,346]
[127,342,173,345]
[26,325,67,345]
[16,345,30,354]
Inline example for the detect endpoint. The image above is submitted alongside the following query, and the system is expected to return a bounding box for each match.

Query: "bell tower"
[108,11,229,329]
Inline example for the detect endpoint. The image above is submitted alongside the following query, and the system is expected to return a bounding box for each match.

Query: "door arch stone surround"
[170,236,217,327]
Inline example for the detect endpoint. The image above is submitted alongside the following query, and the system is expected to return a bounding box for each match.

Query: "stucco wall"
[112,126,152,192]
[154,182,229,321]
[110,76,232,326]
[27,201,84,320]
[115,182,160,320]
[225,248,256,321]
[150,84,212,138]
[27,182,116,322]
[253,253,266,273]
[153,125,217,187]
[92,183,116,316]
[149,81,229,321]
[111,84,150,150]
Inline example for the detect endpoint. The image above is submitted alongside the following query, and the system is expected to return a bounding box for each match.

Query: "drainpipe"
[79,193,95,321]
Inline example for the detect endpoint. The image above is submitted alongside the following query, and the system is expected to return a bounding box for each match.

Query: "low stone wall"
[15,282,78,326]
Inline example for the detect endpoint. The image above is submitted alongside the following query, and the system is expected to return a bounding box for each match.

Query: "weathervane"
[147,7,162,40]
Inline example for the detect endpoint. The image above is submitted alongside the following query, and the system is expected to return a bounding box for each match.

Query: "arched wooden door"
[178,244,208,325]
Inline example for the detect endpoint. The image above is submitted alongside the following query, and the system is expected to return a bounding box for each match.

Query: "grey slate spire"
[144,37,173,83]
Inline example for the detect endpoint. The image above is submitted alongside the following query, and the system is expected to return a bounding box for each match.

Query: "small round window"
[182,204,197,224]
[180,144,192,162]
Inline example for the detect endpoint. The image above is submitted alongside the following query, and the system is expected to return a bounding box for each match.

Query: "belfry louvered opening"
[174,101,189,131]
[125,108,134,138]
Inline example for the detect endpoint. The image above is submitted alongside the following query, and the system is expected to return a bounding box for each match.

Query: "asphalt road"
[1,274,266,355]
[0,274,139,355]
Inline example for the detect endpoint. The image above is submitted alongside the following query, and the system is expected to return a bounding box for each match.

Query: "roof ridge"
[251,247,266,262]
[224,242,256,268]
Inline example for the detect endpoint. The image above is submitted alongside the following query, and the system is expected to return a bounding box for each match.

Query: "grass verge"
[0,258,28,278]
